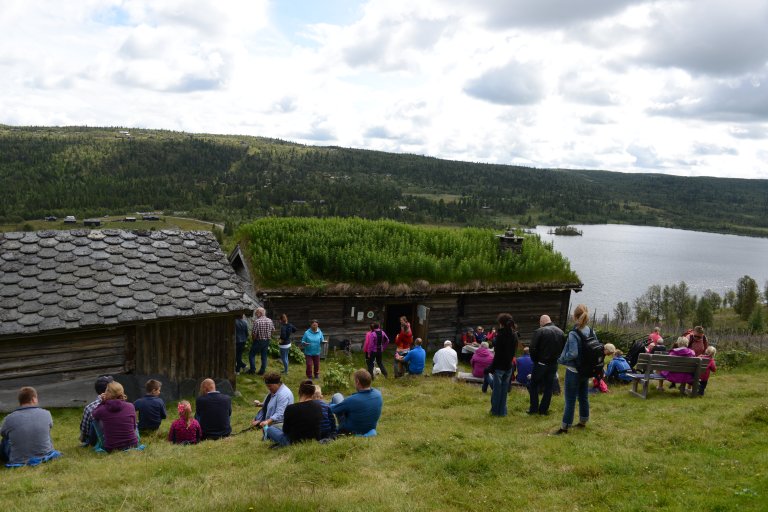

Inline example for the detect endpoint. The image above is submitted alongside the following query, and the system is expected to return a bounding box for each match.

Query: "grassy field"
[2,353,767,512]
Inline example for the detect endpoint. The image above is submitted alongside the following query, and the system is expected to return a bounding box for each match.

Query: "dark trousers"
[528,362,558,414]
[235,342,247,371]
[249,339,269,373]
[0,436,9,462]
[306,355,320,379]
[366,351,388,378]
[698,379,709,396]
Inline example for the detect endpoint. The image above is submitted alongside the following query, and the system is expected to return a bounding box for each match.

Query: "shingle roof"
[0,229,256,336]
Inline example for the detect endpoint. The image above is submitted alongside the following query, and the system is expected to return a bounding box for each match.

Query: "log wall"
[132,315,236,386]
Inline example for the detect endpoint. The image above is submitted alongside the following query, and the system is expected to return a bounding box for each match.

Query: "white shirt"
[432,347,458,374]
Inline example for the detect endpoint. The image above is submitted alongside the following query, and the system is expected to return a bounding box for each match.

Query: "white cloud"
[0,0,766,179]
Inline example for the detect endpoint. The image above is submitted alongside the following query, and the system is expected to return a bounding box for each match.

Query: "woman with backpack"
[364,322,389,380]
[553,303,597,435]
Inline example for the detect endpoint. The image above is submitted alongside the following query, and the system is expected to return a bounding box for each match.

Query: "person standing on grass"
[249,307,274,375]
[195,379,232,440]
[698,346,717,396]
[394,316,413,377]
[686,326,709,356]
[301,320,324,380]
[1,387,60,466]
[279,314,297,374]
[488,313,518,416]
[553,304,593,435]
[365,322,390,380]
[252,372,294,430]
[528,315,564,416]
[265,380,323,447]
[235,313,250,374]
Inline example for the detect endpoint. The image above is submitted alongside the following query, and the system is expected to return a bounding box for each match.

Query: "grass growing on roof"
[238,217,578,287]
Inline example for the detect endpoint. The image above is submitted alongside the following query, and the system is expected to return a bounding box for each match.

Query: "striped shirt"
[252,316,274,341]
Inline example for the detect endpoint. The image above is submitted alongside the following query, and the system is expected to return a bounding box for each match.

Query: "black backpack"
[573,327,605,378]
[626,338,647,369]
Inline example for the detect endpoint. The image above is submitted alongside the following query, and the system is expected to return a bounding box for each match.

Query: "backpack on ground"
[626,338,647,369]
[573,327,605,379]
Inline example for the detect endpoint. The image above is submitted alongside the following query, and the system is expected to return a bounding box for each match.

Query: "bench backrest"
[635,352,708,375]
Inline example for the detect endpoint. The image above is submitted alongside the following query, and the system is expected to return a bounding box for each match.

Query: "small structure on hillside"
[0,229,256,411]
[83,218,102,227]
[232,218,581,349]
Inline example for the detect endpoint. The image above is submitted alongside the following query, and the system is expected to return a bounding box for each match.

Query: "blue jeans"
[279,347,290,373]
[528,362,558,414]
[249,339,269,373]
[490,368,513,416]
[265,426,291,447]
[562,370,590,429]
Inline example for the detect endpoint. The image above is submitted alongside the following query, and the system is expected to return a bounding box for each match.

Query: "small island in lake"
[548,225,583,236]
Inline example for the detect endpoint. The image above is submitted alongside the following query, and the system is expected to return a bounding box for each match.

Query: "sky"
[1,0,767,179]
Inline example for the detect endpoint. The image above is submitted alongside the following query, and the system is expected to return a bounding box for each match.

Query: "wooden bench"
[627,352,708,399]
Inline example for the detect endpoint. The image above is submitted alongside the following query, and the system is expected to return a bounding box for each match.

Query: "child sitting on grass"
[698,346,717,396]
[168,401,202,445]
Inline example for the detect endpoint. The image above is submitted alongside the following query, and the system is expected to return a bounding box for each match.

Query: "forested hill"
[2,125,767,237]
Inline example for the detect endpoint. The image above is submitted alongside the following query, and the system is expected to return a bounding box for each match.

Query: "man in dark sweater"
[195,379,232,440]
[527,314,565,415]
[265,380,322,447]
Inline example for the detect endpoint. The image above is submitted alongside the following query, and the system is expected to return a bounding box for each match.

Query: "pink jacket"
[700,356,717,381]
[363,329,390,354]
[659,347,696,384]
[470,347,494,378]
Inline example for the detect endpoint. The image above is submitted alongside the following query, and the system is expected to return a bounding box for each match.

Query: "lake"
[534,224,768,320]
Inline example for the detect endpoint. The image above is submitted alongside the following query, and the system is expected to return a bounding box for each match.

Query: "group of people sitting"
[0,366,386,466]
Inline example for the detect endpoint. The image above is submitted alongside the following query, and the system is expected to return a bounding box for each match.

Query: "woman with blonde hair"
[91,381,139,451]
[168,400,202,444]
[553,304,596,435]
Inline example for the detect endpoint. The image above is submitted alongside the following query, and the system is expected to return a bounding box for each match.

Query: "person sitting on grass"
[432,340,458,376]
[168,401,202,445]
[604,349,632,384]
[698,346,717,396]
[92,381,139,452]
[79,375,113,447]
[195,379,232,440]
[134,379,166,435]
[265,380,323,448]
[252,372,294,430]
[330,369,383,436]
[312,386,337,441]
[396,337,427,375]
[1,387,61,467]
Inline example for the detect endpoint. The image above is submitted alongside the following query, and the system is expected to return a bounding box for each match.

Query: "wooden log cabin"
[230,227,581,351]
[0,229,256,411]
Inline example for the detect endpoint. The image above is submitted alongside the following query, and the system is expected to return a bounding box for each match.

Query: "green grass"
[2,353,767,512]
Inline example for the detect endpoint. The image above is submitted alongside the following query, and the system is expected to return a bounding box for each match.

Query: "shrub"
[719,350,751,369]
[321,361,356,394]
[267,342,306,364]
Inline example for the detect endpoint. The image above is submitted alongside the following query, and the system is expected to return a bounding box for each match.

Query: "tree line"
[2,125,768,237]
[612,276,768,333]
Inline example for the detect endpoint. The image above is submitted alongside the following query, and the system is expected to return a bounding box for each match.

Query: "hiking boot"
[550,428,568,436]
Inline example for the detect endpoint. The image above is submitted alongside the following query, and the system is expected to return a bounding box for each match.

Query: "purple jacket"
[364,329,390,354]
[92,399,138,451]
[470,347,494,378]
[659,347,696,384]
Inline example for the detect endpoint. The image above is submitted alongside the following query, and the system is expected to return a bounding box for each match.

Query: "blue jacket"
[235,318,249,344]
[134,395,167,430]
[302,328,324,356]
[403,346,426,375]
[515,354,534,384]
[558,325,591,371]
[605,356,632,381]
[330,388,382,434]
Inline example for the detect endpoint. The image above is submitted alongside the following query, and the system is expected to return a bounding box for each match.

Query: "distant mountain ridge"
[1,125,767,237]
